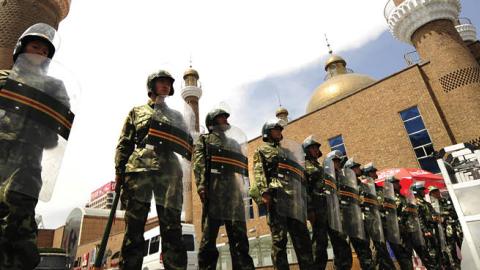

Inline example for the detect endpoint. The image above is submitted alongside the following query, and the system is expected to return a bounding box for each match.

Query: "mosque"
[1,0,479,269]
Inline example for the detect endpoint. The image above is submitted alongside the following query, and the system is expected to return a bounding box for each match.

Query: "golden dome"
[183,68,199,79]
[325,54,346,71]
[276,107,289,117]
[306,73,376,113]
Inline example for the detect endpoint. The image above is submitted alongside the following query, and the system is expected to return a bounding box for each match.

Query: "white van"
[142,223,198,270]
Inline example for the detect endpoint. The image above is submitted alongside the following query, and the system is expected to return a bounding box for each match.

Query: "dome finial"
[325,33,333,55]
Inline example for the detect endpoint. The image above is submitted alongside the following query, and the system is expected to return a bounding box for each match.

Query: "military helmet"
[205,108,230,132]
[362,162,377,174]
[428,186,439,193]
[146,70,175,96]
[386,175,400,183]
[344,157,361,169]
[410,181,426,194]
[13,23,57,62]
[326,150,343,161]
[261,118,286,142]
[302,135,321,152]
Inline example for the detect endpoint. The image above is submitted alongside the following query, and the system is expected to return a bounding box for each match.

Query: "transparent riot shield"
[363,179,385,243]
[274,139,307,224]
[206,125,250,221]
[0,53,80,201]
[383,180,401,244]
[338,168,366,240]
[323,155,342,232]
[435,214,448,252]
[405,193,426,247]
[146,96,195,211]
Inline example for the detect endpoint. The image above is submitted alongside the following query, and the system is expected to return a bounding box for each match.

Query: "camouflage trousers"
[266,203,314,270]
[402,230,440,270]
[0,166,41,270]
[120,172,187,270]
[198,213,254,270]
[389,242,413,270]
[310,206,352,270]
[350,237,375,270]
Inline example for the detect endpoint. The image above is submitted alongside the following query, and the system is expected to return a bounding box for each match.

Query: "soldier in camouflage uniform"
[192,108,254,270]
[386,177,414,270]
[115,70,187,270]
[428,186,461,268]
[0,23,69,270]
[410,182,441,270]
[361,163,396,270]
[302,137,351,270]
[250,120,315,270]
[344,159,376,270]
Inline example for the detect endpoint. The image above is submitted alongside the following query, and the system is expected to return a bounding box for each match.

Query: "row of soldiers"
[249,119,463,270]
[114,68,464,270]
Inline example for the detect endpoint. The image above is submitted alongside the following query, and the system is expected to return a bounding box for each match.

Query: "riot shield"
[338,168,366,240]
[0,53,80,201]
[146,96,195,211]
[206,125,250,221]
[363,179,385,243]
[323,155,342,232]
[434,214,448,252]
[383,180,401,244]
[274,139,307,224]
[405,193,426,246]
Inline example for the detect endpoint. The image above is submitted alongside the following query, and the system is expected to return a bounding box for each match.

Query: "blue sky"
[234,0,479,138]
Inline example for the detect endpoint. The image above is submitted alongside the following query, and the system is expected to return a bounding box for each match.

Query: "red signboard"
[90,181,116,201]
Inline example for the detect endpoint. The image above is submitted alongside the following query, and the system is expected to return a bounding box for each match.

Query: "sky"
[34,0,480,228]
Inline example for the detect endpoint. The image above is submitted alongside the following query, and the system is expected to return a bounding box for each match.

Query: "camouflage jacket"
[304,158,325,211]
[0,69,68,167]
[192,130,243,193]
[394,191,411,232]
[251,141,301,204]
[114,100,186,175]
[416,196,437,233]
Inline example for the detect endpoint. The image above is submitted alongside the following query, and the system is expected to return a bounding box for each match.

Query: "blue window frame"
[257,204,267,217]
[400,106,440,173]
[328,135,347,157]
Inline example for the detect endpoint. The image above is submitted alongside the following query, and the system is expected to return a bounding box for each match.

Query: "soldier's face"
[24,39,50,57]
[368,171,378,179]
[352,166,362,176]
[270,128,283,141]
[154,78,172,96]
[308,145,321,159]
[333,159,341,170]
[393,181,401,192]
[214,114,229,126]
[430,190,441,199]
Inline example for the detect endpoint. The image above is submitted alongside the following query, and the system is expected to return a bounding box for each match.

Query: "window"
[245,198,254,219]
[149,235,160,254]
[257,204,267,217]
[182,234,195,251]
[400,106,440,173]
[328,135,347,157]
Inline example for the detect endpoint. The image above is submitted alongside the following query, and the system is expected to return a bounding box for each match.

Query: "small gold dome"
[325,54,346,71]
[183,68,199,80]
[276,107,289,117]
[306,73,375,113]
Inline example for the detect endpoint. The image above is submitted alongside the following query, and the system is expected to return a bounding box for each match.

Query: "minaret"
[181,65,202,224]
[0,0,71,69]
[385,0,480,146]
[276,107,289,124]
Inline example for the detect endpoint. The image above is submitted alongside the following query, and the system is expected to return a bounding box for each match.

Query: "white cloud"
[36,0,389,228]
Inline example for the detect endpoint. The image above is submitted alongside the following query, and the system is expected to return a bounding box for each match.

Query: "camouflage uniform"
[349,177,375,270]
[305,158,352,270]
[416,196,441,269]
[0,65,69,269]
[115,100,187,270]
[192,131,254,270]
[252,142,315,270]
[355,178,395,270]
[387,191,413,270]
[436,196,462,266]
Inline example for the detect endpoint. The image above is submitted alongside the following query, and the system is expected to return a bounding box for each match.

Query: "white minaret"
[181,65,202,224]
